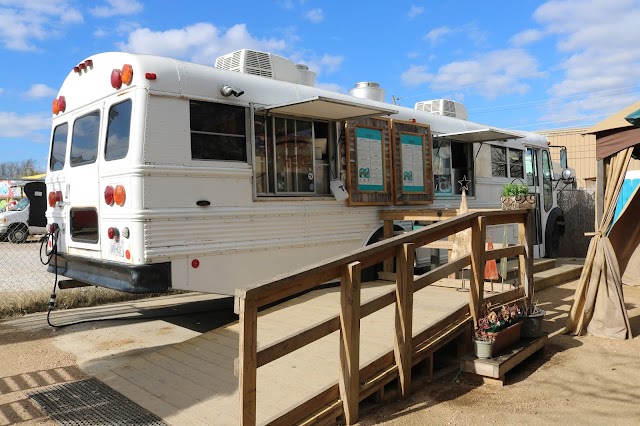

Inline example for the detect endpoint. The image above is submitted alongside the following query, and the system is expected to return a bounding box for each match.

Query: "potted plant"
[473,302,522,359]
[519,300,546,339]
[500,182,535,210]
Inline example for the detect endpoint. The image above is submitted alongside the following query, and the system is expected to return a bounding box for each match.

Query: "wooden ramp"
[96,280,472,425]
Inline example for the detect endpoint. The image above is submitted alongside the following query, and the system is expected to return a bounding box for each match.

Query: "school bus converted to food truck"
[45,50,569,294]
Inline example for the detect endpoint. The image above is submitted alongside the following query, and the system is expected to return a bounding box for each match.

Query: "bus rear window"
[190,101,247,161]
[49,123,68,171]
[105,100,132,161]
[71,110,100,167]
[70,208,98,243]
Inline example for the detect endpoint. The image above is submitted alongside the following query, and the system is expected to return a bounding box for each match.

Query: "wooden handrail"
[235,208,535,425]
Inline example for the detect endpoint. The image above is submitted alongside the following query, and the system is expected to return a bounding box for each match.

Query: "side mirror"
[561,168,573,181]
[560,147,568,169]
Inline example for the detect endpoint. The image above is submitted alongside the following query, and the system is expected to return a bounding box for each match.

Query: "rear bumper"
[48,253,171,293]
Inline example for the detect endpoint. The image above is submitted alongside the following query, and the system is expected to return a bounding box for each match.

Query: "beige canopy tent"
[566,101,640,339]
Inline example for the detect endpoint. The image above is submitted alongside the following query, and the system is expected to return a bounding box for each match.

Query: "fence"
[234,208,535,425]
[0,236,53,293]
[557,190,595,258]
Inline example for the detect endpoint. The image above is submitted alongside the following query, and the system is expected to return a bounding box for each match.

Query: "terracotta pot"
[490,321,522,355]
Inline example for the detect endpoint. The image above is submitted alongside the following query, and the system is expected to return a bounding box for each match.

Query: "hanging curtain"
[566,148,633,339]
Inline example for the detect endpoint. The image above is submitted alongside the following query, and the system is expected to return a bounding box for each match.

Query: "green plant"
[501,182,529,197]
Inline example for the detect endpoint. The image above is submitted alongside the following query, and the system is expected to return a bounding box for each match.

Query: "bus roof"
[54,51,548,149]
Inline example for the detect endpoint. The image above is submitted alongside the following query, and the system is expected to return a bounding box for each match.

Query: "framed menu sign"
[391,120,433,205]
[345,117,392,205]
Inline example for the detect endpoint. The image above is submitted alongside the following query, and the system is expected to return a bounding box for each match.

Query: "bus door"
[525,147,545,257]
[65,105,103,254]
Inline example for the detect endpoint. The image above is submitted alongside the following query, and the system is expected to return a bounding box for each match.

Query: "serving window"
[432,138,474,196]
[255,114,333,196]
[190,101,247,162]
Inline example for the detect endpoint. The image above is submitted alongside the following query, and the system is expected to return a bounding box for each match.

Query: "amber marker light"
[121,64,133,85]
[114,185,126,206]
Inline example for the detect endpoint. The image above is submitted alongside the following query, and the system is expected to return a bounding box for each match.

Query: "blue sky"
[1,0,639,170]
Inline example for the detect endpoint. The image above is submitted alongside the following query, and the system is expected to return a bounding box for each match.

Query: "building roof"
[588,101,640,135]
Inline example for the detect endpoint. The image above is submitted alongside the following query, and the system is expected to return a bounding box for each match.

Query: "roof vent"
[414,99,468,120]
[215,49,316,86]
[349,82,385,102]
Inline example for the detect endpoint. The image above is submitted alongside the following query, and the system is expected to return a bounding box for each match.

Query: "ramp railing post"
[394,243,414,398]
[469,216,487,327]
[339,261,361,425]
[237,295,257,426]
[519,208,535,307]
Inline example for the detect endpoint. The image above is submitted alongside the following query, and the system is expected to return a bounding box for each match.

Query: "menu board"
[400,133,426,193]
[345,118,393,206]
[391,120,433,205]
[356,127,385,191]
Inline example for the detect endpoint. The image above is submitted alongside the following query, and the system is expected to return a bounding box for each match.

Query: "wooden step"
[505,258,556,280]
[533,264,583,291]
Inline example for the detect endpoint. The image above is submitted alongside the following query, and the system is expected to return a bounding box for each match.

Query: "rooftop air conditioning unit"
[414,99,468,120]
[215,49,316,87]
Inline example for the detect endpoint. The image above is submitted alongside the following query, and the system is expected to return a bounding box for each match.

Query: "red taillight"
[107,227,119,239]
[191,259,200,268]
[114,185,126,206]
[145,73,157,80]
[104,186,114,206]
[111,69,122,89]
[57,96,66,112]
[55,191,62,203]
[125,250,131,260]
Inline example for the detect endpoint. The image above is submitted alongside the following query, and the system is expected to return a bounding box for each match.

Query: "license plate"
[109,242,124,257]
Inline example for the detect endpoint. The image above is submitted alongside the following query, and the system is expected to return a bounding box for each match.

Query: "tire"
[8,223,29,244]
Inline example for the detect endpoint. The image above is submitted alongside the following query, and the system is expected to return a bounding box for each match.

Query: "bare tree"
[0,159,43,179]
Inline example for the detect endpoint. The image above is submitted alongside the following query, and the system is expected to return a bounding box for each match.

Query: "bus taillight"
[111,69,122,89]
[104,186,114,206]
[114,185,126,206]
[107,227,119,239]
[48,191,63,207]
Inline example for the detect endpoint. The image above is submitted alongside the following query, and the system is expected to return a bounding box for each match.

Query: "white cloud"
[403,49,540,99]
[424,26,451,45]
[0,111,50,139]
[289,52,344,76]
[304,9,324,23]
[510,29,544,46]
[408,5,424,20]
[533,0,640,118]
[117,23,287,65]
[23,84,57,99]
[0,0,83,50]
[90,0,143,18]
[401,65,433,86]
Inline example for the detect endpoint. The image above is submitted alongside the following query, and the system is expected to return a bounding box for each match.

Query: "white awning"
[436,128,523,143]
[256,96,398,120]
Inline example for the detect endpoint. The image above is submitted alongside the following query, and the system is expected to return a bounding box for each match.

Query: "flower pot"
[473,339,493,359]
[500,195,536,210]
[490,321,522,356]
[520,309,546,338]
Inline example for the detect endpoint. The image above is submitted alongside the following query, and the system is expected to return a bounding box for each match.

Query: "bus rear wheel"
[8,223,29,244]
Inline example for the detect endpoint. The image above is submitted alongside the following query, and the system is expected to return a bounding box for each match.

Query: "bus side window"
[105,100,132,161]
[50,123,69,171]
[190,100,247,162]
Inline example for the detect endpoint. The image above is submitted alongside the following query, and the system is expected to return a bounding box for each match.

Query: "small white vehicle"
[0,182,47,243]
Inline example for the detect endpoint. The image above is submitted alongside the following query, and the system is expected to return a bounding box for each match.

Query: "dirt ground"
[358,280,640,426]
[2,280,640,425]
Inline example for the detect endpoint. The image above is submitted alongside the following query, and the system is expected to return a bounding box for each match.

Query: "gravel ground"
[0,240,52,293]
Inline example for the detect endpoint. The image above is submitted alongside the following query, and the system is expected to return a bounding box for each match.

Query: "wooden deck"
[96,279,475,425]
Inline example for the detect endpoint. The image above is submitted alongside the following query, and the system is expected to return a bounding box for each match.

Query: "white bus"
[45,50,569,294]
